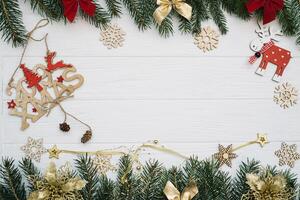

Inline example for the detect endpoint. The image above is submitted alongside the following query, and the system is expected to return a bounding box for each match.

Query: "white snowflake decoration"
[93,154,116,174]
[100,24,126,49]
[194,26,219,52]
[21,137,47,162]
[274,82,298,109]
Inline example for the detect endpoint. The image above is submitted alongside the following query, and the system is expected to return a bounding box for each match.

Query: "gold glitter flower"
[194,26,219,52]
[274,82,298,109]
[21,137,47,162]
[100,24,126,49]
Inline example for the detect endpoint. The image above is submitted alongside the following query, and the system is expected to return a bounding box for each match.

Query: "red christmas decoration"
[62,0,96,22]
[57,75,64,83]
[32,108,37,113]
[45,51,72,72]
[249,41,291,82]
[7,100,16,109]
[20,64,43,91]
[246,0,284,24]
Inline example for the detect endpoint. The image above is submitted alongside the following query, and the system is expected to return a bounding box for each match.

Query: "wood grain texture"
[0,2,299,175]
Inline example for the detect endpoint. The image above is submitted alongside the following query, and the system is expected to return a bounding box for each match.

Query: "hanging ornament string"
[42,96,94,143]
[6,19,50,95]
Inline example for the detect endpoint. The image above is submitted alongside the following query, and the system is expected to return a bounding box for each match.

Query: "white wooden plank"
[2,57,300,100]
[2,99,300,143]
[2,142,300,176]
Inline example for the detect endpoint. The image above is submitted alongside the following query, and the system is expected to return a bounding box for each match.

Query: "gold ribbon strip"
[164,181,198,200]
[153,0,192,25]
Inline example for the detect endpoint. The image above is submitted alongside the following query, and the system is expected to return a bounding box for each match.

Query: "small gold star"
[48,145,62,159]
[256,133,269,147]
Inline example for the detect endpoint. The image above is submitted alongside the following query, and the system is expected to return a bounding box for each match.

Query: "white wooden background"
[0,3,300,176]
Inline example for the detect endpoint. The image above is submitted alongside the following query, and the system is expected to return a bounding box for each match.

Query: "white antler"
[269,26,283,42]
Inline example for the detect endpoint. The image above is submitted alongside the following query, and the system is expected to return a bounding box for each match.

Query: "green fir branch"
[0,0,27,47]
[208,0,228,34]
[197,159,232,200]
[19,158,41,192]
[75,155,100,200]
[105,0,122,17]
[221,0,250,20]
[96,175,115,200]
[231,159,260,200]
[26,0,63,21]
[190,0,209,33]
[115,155,139,200]
[278,0,300,36]
[0,158,26,200]
[155,14,174,37]
[79,1,110,29]
[137,160,164,200]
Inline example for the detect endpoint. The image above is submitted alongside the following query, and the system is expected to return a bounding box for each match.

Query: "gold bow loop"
[163,181,198,200]
[153,0,192,25]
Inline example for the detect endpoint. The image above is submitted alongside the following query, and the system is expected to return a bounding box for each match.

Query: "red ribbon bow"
[63,0,96,22]
[246,0,284,24]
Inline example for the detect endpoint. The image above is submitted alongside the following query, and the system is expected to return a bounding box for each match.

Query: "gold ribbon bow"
[153,0,192,25]
[163,181,198,200]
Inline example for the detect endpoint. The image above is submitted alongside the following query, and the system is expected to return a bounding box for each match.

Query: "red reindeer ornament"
[248,25,292,82]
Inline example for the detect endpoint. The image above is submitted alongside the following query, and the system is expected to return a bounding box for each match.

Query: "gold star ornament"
[213,144,238,167]
[48,145,62,159]
[256,133,269,147]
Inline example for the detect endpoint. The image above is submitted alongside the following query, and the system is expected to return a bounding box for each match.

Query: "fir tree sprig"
[137,160,165,200]
[105,0,122,17]
[96,175,115,200]
[26,0,64,21]
[0,0,27,47]
[79,1,110,29]
[75,155,100,200]
[231,159,260,200]
[19,158,41,192]
[0,158,27,200]
[208,0,228,34]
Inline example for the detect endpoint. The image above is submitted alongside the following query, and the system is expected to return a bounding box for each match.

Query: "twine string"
[7,19,50,94]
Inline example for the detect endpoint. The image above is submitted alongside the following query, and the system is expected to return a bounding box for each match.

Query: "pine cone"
[81,130,92,143]
[59,122,70,132]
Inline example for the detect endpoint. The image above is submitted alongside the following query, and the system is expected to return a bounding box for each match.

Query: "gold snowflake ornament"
[275,142,300,168]
[213,144,238,167]
[100,24,126,49]
[274,82,298,109]
[93,154,116,174]
[21,137,47,162]
[194,26,219,52]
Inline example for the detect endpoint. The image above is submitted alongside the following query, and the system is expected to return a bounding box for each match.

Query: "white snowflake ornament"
[93,154,116,174]
[21,137,47,162]
[274,82,298,109]
[194,26,219,53]
[100,24,126,49]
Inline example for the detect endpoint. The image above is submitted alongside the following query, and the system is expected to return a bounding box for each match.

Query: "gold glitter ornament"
[275,142,300,168]
[194,26,219,53]
[100,24,126,49]
[241,173,294,200]
[28,162,86,200]
[93,153,116,174]
[213,144,237,167]
[274,82,298,109]
[21,137,47,162]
